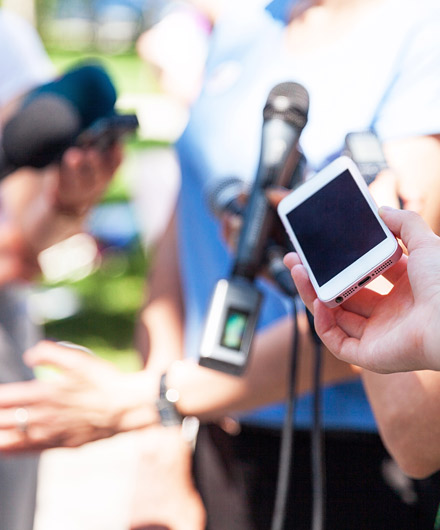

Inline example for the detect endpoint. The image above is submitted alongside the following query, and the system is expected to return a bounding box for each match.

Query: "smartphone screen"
[286,169,386,286]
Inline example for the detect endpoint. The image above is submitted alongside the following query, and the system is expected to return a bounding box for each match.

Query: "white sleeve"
[0,9,55,106]
[374,6,440,140]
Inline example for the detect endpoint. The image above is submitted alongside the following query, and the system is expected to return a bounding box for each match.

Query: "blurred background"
[0,0,189,374]
[0,4,193,527]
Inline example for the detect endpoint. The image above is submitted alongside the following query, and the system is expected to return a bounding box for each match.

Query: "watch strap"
[156,373,183,427]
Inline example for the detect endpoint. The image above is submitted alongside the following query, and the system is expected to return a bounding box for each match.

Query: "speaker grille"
[340,285,358,300]
[372,259,393,276]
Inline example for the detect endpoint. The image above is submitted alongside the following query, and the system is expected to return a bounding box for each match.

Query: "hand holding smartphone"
[277,156,402,307]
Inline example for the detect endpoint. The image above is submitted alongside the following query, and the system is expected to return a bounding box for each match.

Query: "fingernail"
[378,205,397,217]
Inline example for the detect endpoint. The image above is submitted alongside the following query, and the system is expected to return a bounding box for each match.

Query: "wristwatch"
[156,373,183,427]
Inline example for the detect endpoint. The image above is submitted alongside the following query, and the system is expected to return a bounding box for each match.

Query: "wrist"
[115,371,161,432]
[156,367,200,445]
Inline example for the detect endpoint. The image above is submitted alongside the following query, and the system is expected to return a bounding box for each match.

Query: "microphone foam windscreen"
[263,82,309,130]
[2,94,81,169]
[23,63,117,129]
[0,62,118,177]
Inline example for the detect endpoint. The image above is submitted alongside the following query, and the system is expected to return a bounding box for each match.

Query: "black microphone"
[207,151,306,220]
[0,63,118,180]
[232,81,309,280]
[199,82,309,376]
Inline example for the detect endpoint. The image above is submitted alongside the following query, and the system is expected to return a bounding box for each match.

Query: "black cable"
[267,246,326,530]
[308,311,326,530]
[270,296,300,530]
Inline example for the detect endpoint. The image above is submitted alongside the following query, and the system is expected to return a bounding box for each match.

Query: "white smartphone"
[277,156,402,307]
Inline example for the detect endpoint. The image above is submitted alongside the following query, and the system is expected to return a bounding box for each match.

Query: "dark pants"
[193,423,439,530]
[0,286,42,530]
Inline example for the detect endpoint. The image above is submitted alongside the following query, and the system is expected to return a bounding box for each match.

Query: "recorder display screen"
[220,308,249,351]
[286,169,386,286]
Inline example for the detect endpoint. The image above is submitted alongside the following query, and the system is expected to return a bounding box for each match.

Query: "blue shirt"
[176,0,440,430]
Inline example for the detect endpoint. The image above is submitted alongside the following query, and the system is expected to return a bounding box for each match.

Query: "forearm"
[136,213,185,372]
[137,296,184,374]
[0,312,355,452]
[362,369,440,478]
[166,313,356,421]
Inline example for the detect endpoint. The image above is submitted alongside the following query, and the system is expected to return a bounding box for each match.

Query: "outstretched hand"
[284,207,440,373]
[0,341,157,452]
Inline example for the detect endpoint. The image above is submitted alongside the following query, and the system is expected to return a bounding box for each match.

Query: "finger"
[314,300,363,362]
[61,146,83,171]
[85,145,121,181]
[0,430,38,452]
[266,186,290,208]
[290,263,317,312]
[285,249,391,318]
[23,340,99,377]
[107,142,124,173]
[0,380,53,408]
[338,285,384,317]
[381,252,407,284]
[315,298,367,341]
[283,252,301,269]
[0,425,62,453]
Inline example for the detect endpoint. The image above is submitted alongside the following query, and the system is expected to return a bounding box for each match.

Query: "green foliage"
[44,240,150,372]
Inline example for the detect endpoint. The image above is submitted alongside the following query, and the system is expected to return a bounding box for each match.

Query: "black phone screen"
[286,169,386,286]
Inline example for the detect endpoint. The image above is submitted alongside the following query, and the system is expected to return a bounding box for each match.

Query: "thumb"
[379,206,437,253]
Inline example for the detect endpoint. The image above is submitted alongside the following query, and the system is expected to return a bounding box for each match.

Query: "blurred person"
[0,7,121,530]
[282,203,440,481]
[136,1,211,106]
[130,5,212,528]
[0,1,439,529]
[135,0,440,528]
